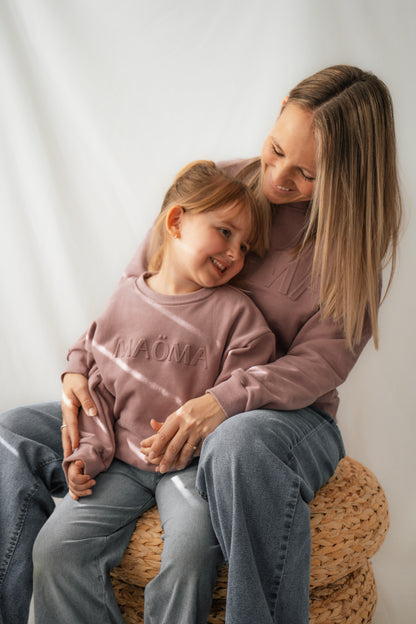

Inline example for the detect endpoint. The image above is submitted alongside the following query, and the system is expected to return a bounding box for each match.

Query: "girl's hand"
[67,460,96,500]
[61,373,97,458]
[141,420,165,466]
[140,393,226,473]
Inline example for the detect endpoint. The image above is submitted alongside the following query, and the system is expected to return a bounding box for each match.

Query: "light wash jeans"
[0,402,344,624]
[0,402,222,624]
[197,408,345,624]
[0,403,66,624]
[33,458,222,624]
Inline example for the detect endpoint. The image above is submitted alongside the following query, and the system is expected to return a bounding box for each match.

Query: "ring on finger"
[185,442,198,451]
[61,424,69,430]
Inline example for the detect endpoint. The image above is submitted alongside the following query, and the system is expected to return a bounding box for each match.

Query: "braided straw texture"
[113,561,376,624]
[111,456,389,623]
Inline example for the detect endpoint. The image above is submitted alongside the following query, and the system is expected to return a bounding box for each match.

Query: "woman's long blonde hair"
[241,65,402,351]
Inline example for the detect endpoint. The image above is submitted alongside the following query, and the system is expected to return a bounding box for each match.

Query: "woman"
[0,65,401,624]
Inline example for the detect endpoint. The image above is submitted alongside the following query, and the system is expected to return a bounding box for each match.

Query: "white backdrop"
[1,1,415,621]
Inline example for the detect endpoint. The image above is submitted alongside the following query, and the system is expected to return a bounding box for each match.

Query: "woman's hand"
[140,393,227,473]
[67,460,96,500]
[61,373,97,458]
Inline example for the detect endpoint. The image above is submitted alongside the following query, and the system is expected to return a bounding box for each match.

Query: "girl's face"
[169,202,252,293]
[261,102,317,205]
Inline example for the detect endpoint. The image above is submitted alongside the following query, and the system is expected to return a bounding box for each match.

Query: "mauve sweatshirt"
[63,274,275,477]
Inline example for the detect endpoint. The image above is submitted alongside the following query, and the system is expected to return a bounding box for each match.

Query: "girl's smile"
[210,256,229,274]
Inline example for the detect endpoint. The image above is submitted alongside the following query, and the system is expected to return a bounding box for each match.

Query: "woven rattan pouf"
[111,456,389,624]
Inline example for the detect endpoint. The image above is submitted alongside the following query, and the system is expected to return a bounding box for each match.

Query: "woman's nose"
[271,161,290,185]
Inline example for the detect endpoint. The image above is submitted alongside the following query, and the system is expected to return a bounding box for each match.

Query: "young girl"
[32,160,275,622]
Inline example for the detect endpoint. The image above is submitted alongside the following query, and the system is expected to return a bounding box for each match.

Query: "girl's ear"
[166,205,184,239]
[280,96,289,113]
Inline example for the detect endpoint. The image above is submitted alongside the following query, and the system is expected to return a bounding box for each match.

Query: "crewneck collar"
[135,273,217,305]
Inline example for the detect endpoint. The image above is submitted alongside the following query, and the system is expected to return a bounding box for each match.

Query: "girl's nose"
[226,246,236,260]
[226,243,242,262]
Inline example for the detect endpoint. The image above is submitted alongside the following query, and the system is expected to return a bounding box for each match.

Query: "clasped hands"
[139,393,226,474]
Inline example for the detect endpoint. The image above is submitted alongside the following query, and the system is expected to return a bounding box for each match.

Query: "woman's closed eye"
[299,170,315,182]
[272,144,283,157]
[272,143,315,182]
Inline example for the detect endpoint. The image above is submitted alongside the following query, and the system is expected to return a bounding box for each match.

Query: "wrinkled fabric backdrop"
[1,1,414,622]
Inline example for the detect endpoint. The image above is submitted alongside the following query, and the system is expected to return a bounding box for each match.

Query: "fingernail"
[149,452,155,459]
[88,408,97,416]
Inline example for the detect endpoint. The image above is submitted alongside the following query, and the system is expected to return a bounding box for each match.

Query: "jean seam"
[270,487,306,622]
[94,535,111,621]
[266,417,336,617]
[0,482,39,585]
[268,478,301,619]
[0,453,62,589]
[32,455,63,478]
[291,417,334,454]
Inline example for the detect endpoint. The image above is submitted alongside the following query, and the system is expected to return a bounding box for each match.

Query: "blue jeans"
[33,459,222,624]
[0,402,343,624]
[197,408,345,624]
[0,402,222,624]
[0,402,66,624]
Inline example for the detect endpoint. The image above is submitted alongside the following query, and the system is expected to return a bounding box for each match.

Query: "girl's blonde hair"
[239,65,402,351]
[148,160,270,272]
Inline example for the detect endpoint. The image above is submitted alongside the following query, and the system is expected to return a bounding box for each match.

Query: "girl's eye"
[219,228,231,238]
[240,243,249,254]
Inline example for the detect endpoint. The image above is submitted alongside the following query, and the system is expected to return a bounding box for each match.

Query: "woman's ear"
[166,205,184,239]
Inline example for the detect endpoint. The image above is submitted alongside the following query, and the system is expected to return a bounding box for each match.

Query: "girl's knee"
[33,523,64,576]
[160,523,223,577]
[163,509,218,564]
[33,509,84,573]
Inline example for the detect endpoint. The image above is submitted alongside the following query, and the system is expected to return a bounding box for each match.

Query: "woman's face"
[261,102,317,205]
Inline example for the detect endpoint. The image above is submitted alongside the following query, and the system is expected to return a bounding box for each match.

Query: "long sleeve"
[211,290,276,389]
[209,307,372,419]
[62,318,117,480]
[63,331,92,379]
[62,362,117,480]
